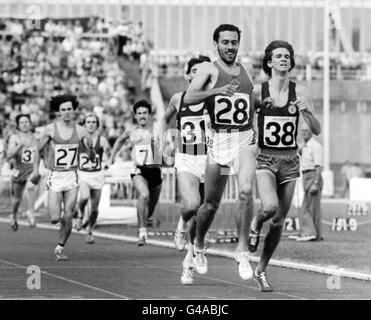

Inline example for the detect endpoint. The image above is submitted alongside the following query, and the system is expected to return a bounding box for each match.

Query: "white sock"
[177,217,188,232]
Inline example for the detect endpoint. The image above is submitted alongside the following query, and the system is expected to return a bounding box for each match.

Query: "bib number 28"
[215,94,250,126]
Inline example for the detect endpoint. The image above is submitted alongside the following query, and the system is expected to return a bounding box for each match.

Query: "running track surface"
[0,222,370,300]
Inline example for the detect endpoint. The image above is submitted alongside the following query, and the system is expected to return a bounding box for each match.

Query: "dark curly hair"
[15,113,31,129]
[50,94,79,113]
[133,99,152,114]
[262,40,295,77]
[213,24,241,43]
[186,55,211,74]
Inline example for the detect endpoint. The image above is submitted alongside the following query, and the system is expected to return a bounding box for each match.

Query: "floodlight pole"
[323,0,330,172]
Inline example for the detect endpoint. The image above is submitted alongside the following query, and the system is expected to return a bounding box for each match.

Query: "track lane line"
[0,258,130,300]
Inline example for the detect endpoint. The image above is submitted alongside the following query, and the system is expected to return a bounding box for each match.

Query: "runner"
[30,94,96,260]
[6,114,37,230]
[75,112,111,244]
[248,40,321,291]
[163,55,211,284]
[184,24,257,280]
[109,99,162,246]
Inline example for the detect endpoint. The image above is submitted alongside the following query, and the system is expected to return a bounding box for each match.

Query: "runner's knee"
[238,184,254,202]
[269,219,284,231]
[138,191,149,202]
[50,218,61,224]
[183,200,200,214]
[205,200,219,213]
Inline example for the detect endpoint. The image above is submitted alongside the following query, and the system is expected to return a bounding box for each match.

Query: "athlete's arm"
[30,125,52,184]
[78,126,96,162]
[163,93,180,125]
[295,85,321,135]
[5,135,22,160]
[161,92,182,163]
[109,131,129,165]
[183,62,238,105]
[100,136,111,168]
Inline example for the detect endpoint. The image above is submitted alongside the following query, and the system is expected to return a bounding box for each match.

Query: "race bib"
[263,116,296,148]
[134,145,153,166]
[214,93,250,126]
[21,147,35,164]
[180,115,208,145]
[54,144,79,169]
[79,153,101,171]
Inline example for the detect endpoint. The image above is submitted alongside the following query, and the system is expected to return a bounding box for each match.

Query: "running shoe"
[174,228,187,251]
[248,228,260,253]
[235,251,253,280]
[296,235,316,242]
[288,234,300,240]
[26,211,36,228]
[75,217,83,231]
[253,269,274,292]
[137,228,147,247]
[10,220,18,232]
[54,247,68,261]
[86,234,95,244]
[193,247,207,274]
[181,266,195,285]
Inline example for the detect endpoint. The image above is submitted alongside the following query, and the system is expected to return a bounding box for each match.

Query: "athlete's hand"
[217,83,239,97]
[293,96,310,112]
[263,97,277,108]
[309,183,319,194]
[30,172,41,185]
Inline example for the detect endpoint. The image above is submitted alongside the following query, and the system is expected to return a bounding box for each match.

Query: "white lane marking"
[0,258,130,300]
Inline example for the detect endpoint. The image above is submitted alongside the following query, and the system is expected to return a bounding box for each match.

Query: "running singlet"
[78,135,103,172]
[257,81,299,151]
[47,123,80,171]
[176,91,209,156]
[13,135,37,173]
[130,127,161,168]
[205,62,254,132]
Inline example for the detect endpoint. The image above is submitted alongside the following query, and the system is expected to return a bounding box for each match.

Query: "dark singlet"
[205,62,254,133]
[257,81,299,152]
[47,122,80,171]
[176,91,209,156]
[78,135,103,172]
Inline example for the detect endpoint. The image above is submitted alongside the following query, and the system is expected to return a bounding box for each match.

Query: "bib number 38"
[263,116,296,148]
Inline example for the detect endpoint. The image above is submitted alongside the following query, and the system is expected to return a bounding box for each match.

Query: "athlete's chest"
[130,128,153,145]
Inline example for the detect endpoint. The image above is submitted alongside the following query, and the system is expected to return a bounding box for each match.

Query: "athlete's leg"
[76,180,90,230]
[194,158,229,251]
[257,180,296,273]
[175,172,201,250]
[177,172,202,222]
[234,146,257,253]
[252,171,279,233]
[58,187,79,246]
[11,181,26,222]
[132,175,150,229]
[87,188,102,234]
[24,180,37,226]
[48,189,63,224]
[147,183,162,222]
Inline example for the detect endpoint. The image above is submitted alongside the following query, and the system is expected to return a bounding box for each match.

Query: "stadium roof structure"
[0,0,371,8]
